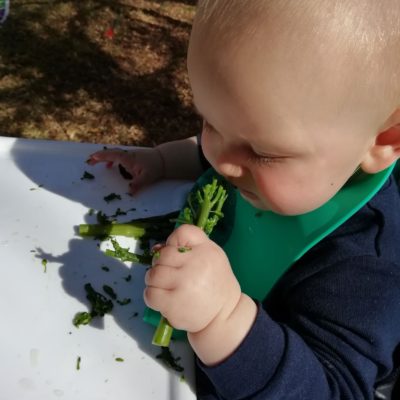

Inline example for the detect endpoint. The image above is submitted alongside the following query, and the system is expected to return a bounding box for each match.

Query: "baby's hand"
[87,147,164,194]
[144,224,242,334]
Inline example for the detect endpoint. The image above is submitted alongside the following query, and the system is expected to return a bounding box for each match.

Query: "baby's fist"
[144,225,241,333]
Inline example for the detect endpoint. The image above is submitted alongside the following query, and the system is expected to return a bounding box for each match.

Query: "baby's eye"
[248,151,279,166]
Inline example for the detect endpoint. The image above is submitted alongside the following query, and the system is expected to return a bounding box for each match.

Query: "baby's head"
[187,0,400,214]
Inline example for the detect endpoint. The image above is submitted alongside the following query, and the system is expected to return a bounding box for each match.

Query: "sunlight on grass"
[0,0,199,146]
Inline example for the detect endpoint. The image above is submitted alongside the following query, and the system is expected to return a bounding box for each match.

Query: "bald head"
[192,0,400,118]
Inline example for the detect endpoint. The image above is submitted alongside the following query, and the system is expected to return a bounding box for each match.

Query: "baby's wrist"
[188,293,257,366]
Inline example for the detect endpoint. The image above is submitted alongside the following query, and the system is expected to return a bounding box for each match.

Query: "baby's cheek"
[252,170,307,215]
[200,132,216,164]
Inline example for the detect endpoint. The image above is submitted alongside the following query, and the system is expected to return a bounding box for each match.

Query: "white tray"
[0,137,196,400]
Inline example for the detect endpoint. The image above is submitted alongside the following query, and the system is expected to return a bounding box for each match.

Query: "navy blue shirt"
[196,176,400,400]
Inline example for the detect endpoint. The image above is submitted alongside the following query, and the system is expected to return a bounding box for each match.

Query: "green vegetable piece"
[73,311,92,327]
[85,283,114,317]
[29,184,44,191]
[152,250,161,260]
[101,266,110,272]
[156,347,184,372]
[105,238,152,264]
[104,193,121,203]
[41,258,47,273]
[124,274,132,282]
[178,246,192,253]
[111,208,127,218]
[103,285,117,300]
[118,164,133,180]
[96,211,111,225]
[152,177,228,347]
[115,357,124,362]
[76,356,81,370]
[79,211,179,241]
[81,171,95,180]
[117,298,131,306]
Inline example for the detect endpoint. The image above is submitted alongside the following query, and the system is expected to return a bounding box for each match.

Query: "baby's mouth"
[238,188,258,200]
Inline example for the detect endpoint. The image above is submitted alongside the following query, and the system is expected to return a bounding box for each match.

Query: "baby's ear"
[361,108,400,174]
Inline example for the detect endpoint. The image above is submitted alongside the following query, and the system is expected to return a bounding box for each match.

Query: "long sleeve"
[196,176,400,400]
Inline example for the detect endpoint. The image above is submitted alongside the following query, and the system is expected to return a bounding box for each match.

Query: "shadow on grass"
[0,0,201,145]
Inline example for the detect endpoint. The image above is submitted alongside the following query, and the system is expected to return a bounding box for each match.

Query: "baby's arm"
[88,136,205,193]
[145,223,400,400]
[144,224,258,365]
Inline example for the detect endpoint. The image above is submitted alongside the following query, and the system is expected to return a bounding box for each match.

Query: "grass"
[0,0,201,146]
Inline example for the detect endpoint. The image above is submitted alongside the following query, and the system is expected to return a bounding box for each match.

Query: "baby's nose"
[217,160,244,178]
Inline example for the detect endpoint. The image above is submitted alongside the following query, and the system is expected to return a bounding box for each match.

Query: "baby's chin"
[239,189,271,211]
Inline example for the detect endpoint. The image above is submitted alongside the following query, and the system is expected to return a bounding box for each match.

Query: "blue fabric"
[196,176,400,400]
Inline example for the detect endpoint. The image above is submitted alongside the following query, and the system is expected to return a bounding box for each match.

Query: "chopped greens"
[156,347,184,373]
[103,285,117,300]
[117,298,131,306]
[41,258,48,273]
[81,171,95,180]
[104,193,121,203]
[96,211,111,225]
[105,238,152,265]
[118,164,133,180]
[73,284,114,328]
[76,356,81,370]
[111,208,127,218]
[29,184,44,191]
[73,311,92,327]
[85,283,114,317]
[115,357,124,362]
[178,246,192,253]
[79,211,179,242]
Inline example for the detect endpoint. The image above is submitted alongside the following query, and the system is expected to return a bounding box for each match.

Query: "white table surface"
[0,137,197,400]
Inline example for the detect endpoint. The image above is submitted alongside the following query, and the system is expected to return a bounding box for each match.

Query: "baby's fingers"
[87,148,127,165]
[128,167,153,194]
[145,265,178,290]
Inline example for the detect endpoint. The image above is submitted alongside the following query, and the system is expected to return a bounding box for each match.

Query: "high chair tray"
[0,136,196,400]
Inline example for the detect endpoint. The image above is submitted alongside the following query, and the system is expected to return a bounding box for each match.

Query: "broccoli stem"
[152,316,174,347]
[78,211,179,241]
[79,223,146,239]
[152,177,227,347]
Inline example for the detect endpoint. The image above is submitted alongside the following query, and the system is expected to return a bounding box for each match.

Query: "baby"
[88,1,400,399]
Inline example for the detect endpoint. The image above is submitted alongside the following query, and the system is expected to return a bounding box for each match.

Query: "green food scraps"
[156,347,184,372]
[73,311,92,327]
[178,246,192,253]
[81,171,95,180]
[104,193,122,203]
[73,284,114,328]
[103,285,117,300]
[105,238,151,265]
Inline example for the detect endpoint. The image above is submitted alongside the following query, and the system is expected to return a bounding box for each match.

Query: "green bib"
[144,164,395,335]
